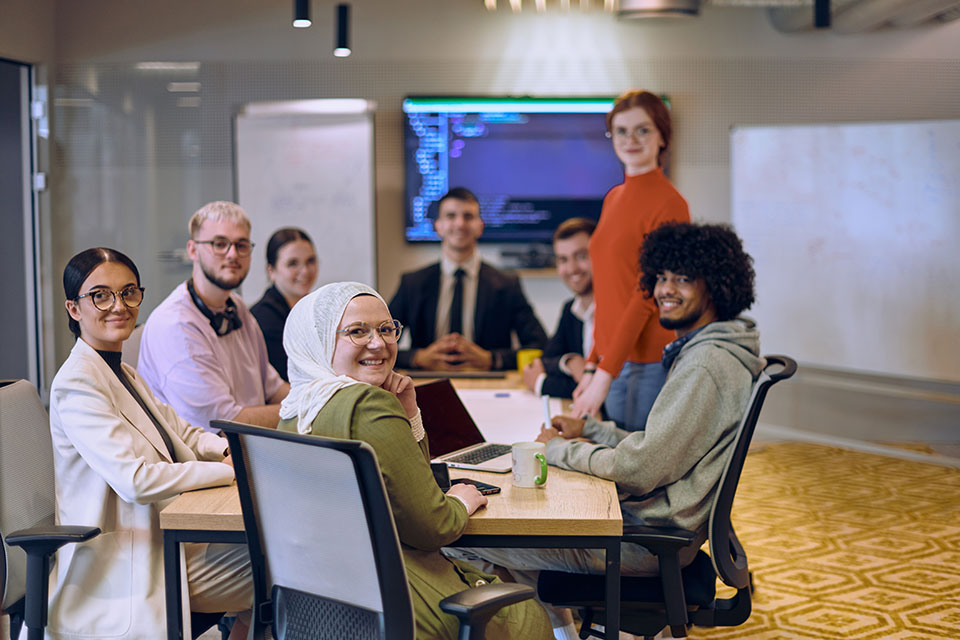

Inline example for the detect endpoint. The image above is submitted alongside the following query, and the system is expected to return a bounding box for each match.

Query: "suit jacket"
[541,297,585,398]
[389,261,548,370]
[46,338,235,640]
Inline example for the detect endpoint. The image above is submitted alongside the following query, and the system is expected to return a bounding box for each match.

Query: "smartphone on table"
[430,462,501,495]
[451,477,501,495]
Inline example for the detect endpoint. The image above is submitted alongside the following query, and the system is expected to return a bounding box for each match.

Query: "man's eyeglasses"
[336,320,404,346]
[194,237,255,256]
[76,286,145,311]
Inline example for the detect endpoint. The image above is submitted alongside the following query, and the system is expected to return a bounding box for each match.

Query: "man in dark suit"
[389,187,547,371]
[522,217,596,397]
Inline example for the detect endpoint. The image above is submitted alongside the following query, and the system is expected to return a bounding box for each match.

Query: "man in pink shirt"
[139,201,289,430]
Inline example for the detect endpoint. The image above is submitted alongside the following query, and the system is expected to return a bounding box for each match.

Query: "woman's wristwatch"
[583,363,597,374]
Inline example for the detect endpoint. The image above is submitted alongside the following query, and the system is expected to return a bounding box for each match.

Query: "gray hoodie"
[545,320,765,534]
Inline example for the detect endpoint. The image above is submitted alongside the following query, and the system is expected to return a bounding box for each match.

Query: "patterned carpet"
[689,442,960,639]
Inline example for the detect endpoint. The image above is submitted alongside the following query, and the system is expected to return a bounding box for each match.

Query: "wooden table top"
[160,465,621,537]
[451,466,622,536]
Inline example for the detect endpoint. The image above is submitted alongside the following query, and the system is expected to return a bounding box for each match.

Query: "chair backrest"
[121,323,144,369]
[0,380,56,611]
[216,420,414,640]
[707,355,797,589]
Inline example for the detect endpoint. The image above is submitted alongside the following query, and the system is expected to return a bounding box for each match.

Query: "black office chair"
[537,355,797,640]
[217,420,536,640]
[0,379,224,640]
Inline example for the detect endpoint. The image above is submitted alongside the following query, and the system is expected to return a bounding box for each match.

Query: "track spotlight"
[293,0,311,28]
[334,3,351,57]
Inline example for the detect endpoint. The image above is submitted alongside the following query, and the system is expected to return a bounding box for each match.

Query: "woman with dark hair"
[251,227,318,380]
[570,90,691,430]
[47,247,252,640]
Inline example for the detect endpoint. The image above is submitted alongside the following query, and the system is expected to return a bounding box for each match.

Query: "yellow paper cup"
[516,348,543,373]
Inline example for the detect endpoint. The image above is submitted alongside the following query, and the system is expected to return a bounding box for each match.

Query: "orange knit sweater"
[588,168,690,376]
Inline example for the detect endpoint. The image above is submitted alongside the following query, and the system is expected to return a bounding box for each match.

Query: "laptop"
[416,378,513,473]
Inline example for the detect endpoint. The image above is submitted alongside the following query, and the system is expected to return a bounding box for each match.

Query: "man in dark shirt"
[522,217,596,397]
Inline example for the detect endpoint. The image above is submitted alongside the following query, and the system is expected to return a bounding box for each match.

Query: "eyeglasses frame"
[193,237,256,256]
[75,286,146,311]
[605,126,657,142]
[335,319,404,346]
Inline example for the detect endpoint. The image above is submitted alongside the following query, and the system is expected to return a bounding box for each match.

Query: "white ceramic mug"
[512,442,548,488]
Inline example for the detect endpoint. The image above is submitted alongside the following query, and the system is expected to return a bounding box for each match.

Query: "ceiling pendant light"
[293,0,311,28]
[334,4,351,57]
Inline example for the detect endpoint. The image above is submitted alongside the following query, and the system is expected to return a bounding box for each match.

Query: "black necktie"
[449,268,466,335]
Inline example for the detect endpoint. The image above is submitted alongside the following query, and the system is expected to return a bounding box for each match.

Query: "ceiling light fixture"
[167,82,202,92]
[134,62,200,71]
[293,0,311,28]
[334,4,351,57]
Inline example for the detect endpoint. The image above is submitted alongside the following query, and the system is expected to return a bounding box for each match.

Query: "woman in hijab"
[277,281,551,640]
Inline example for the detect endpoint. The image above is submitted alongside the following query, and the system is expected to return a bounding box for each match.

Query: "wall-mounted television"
[403,96,623,243]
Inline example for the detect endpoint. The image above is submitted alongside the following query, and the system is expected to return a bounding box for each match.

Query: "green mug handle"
[535,452,548,486]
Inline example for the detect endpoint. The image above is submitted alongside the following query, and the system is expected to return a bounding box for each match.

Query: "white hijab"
[279,281,385,434]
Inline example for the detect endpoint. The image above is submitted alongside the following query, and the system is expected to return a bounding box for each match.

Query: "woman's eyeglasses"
[336,320,404,346]
[76,286,145,311]
[606,126,655,142]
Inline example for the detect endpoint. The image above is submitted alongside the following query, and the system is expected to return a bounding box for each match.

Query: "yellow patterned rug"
[690,442,960,639]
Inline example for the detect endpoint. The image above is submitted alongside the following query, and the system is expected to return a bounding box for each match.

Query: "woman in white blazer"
[47,248,252,640]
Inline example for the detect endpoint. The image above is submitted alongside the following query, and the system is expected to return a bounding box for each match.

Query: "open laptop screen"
[415,379,487,457]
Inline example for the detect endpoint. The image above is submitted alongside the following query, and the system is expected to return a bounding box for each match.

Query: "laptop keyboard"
[446,443,512,465]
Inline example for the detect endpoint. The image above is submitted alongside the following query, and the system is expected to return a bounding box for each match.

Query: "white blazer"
[45,338,236,640]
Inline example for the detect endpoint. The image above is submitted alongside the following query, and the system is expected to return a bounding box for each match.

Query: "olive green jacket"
[279,384,551,640]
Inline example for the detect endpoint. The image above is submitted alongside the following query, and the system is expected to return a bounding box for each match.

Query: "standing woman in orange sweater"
[570,90,690,429]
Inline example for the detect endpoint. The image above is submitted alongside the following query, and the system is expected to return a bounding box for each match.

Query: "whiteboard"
[731,120,960,383]
[235,100,377,307]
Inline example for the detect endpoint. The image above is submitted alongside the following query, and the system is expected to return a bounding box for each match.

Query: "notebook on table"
[416,378,512,473]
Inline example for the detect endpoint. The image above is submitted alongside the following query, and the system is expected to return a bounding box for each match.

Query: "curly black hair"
[638,222,755,321]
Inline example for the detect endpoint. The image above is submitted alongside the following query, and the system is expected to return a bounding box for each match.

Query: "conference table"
[159,373,624,639]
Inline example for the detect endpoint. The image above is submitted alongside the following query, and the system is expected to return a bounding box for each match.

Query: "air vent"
[618,0,702,18]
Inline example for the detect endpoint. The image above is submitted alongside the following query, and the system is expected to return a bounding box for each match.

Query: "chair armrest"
[622,524,697,553]
[6,526,101,555]
[6,525,101,636]
[439,583,534,620]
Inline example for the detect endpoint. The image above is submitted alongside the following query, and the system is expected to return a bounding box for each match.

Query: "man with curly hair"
[452,222,765,638]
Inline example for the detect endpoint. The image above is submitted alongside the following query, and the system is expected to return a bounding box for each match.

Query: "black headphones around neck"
[186,279,243,337]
